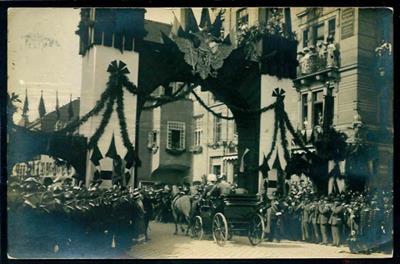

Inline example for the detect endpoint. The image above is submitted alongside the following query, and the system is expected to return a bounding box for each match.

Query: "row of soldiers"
[8,175,151,257]
[262,189,393,253]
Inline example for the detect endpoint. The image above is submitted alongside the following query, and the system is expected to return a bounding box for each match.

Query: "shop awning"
[291,146,316,154]
[223,155,238,161]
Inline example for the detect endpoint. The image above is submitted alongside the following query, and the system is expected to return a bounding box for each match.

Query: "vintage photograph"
[6,7,393,259]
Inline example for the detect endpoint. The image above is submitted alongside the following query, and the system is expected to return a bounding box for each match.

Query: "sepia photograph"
[5,6,393,259]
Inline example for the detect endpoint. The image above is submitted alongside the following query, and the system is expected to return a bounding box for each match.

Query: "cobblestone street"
[125,221,391,259]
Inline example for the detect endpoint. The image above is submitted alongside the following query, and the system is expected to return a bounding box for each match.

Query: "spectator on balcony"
[317,40,327,68]
[297,50,304,75]
[326,34,338,68]
[300,47,312,74]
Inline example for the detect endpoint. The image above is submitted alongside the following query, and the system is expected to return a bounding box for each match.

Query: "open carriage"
[191,194,265,246]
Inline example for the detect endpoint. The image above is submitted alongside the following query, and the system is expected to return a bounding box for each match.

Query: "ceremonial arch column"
[76,8,145,186]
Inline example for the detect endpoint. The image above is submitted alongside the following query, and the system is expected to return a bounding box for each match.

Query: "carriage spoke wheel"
[212,213,228,246]
[192,216,204,240]
[248,214,265,246]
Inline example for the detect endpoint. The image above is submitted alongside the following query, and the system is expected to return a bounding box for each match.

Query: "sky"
[8,8,202,122]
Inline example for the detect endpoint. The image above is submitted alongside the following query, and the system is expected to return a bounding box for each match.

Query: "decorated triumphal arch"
[69,7,305,194]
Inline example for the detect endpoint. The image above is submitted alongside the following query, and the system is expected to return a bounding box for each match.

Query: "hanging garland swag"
[55,60,313,170]
[57,60,138,162]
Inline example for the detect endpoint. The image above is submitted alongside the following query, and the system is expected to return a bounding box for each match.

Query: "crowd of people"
[7,176,152,257]
[7,172,393,256]
[261,187,393,254]
[139,174,393,254]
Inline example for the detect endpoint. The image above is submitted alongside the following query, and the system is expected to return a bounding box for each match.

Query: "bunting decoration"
[105,133,118,159]
[259,155,271,179]
[170,14,185,38]
[181,8,199,33]
[90,144,103,166]
[124,146,136,169]
[38,90,46,118]
[199,8,212,30]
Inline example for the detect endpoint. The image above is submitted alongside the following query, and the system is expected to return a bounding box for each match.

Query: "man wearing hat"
[319,196,332,245]
[309,196,321,243]
[204,174,218,198]
[301,47,312,74]
[329,197,344,246]
[216,174,232,196]
[300,196,311,242]
[132,189,146,243]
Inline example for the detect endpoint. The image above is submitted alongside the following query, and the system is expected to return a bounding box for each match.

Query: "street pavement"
[124,221,392,259]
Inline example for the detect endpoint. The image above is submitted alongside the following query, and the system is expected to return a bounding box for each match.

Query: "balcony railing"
[297,41,339,76]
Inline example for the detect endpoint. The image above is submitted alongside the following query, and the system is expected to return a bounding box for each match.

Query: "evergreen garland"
[191,90,235,120]
[56,60,139,167]
[115,90,135,154]
[278,102,291,163]
[142,84,194,111]
[265,106,279,161]
[87,97,115,149]
[191,89,276,120]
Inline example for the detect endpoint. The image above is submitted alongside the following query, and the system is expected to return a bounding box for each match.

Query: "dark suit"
[310,202,320,243]
[300,202,311,241]
[319,201,331,244]
[329,203,344,246]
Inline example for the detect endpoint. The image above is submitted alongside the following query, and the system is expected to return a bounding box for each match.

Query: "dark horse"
[171,185,192,235]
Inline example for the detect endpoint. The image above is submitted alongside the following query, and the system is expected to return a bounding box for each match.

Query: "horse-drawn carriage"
[191,194,265,246]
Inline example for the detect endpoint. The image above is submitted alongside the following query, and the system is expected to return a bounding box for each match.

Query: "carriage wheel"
[248,214,265,246]
[212,213,228,246]
[192,216,204,240]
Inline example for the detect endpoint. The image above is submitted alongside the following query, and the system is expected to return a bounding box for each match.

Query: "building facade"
[190,88,238,184]
[137,84,194,185]
[74,8,392,192]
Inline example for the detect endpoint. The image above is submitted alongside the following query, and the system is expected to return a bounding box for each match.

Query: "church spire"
[55,90,60,120]
[68,94,74,121]
[22,88,29,118]
[38,90,46,119]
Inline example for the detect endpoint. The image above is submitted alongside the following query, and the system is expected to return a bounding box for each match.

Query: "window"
[152,131,158,144]
[193,116,203,146]
[233,122,238,138]
[147,130,158,149]
[214,116,222,143]
[303,29,309,48]
[236,8,249,29]
[312,91,324,126]
[213,165,221,177]
[302,94,309,127]
[167,121,185,150]
[312,23,324,45]
[328,18,336,40]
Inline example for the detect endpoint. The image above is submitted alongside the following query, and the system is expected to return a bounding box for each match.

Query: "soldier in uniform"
[268,194,284,242]
[310,196,321,243]
[319,196,331,245]
[300,196,311,242]
[329,197,344,246]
